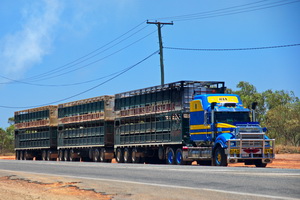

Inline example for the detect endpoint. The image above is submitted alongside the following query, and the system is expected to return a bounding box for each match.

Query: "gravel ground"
[0,154,299,200]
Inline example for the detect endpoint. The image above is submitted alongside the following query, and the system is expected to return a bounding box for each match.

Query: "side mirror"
[251,102,258,110]
[211,102,217,110]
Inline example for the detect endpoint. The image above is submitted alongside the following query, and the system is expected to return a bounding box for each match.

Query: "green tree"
[265,103,300,146]
[231,81,266,122]
[228,81,300,146]
[0,117,15,153]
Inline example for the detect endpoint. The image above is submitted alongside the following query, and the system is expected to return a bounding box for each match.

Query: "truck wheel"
[47,150,52,161]
[16,151,20,160]
[20,151,24,160]
[255,160,267,168]
[166,148,175,165]
[64,149,69,161]
[59,150,64,161]
[131,148,140,163]
[93,149,100,162]
[175,148,185,165]
[24,151,32,160]
[42,150,47,161]
[124,148,132,163]
[99,148,107,162]
[116,148,124,163]
[214,147,228,166]
[69,149,76,162]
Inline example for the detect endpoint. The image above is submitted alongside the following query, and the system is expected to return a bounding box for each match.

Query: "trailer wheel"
[16,151,20,160]
[131,148,140,163]
[47,150,52,161]
[93,149,100,162]
[166,148,175,165]
[214,147,228,166]
[20,151,24,160]
[99,148,107,162]
[124,148,132,163]
[58,150,64,161]
[42,150,47,161]
[64,149,69,161]
[116,148,124,163]
[69,149,76,162]
[24,151,32,160]
[255,160,267,168]
[175,148,185,165]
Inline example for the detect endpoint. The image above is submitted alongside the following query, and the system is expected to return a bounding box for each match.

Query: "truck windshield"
[215,112,250,124]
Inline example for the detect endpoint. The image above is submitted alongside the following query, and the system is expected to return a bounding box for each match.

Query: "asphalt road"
[0,160,299,200]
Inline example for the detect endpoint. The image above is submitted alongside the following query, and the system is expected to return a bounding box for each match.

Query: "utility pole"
[147,21,173,86]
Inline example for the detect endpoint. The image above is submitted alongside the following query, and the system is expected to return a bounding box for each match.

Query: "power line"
[0,21,148,84]
[0,67,130,87]
[0,29,157,85]
[25,25,150,82]
[153,0,300,22]
[164,43,300,51]
[0,50,159,109]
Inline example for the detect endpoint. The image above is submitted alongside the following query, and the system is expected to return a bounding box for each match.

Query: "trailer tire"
[69,149,76,162]
[64,149,69,161]
[131,148,140,163]
[175,148,185,165]
[124,148,132,163]
[42,150,47,161]
[214,147,228,166]
[116,148,124,163]
[99,148,107,162]
[59,150,64,161]
[166,147,175,165]
[20,151,24,160]
[47,150,52,161]
[93,149,100,162]
[16,151,20,160]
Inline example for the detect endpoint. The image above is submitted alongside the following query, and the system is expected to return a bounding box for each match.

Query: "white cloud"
[0,0,63,77]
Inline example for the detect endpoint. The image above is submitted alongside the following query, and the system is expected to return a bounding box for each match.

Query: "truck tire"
[47,150,52,161]
[42,150,47,161]
[214,147,228,166]
[175,148,185,165]
[64,149,69,161]
[166,148,175,165]
[116,148,124,163]
[99,148,107,162]
[131,148,140,163]
[93,149,100,162]
[20,151,24,160]
[59,150,64,161]
[69,149,76,162]
[16,151,20,160]
[124,148,132,163]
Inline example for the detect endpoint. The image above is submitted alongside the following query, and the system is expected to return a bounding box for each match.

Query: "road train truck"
[14,81,275,167]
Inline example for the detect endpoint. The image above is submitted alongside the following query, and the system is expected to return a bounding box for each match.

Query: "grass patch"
[0,152,15,156]
[275,145,300,154]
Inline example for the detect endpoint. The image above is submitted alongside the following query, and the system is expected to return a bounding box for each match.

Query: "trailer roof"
[58,95,114,108]
[115,80,225,98]
[15,105,58,115]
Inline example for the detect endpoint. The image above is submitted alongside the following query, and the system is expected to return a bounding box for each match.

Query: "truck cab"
[188,94,275,167]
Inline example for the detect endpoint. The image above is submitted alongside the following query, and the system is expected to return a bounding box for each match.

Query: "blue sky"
[0,0,299,129]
